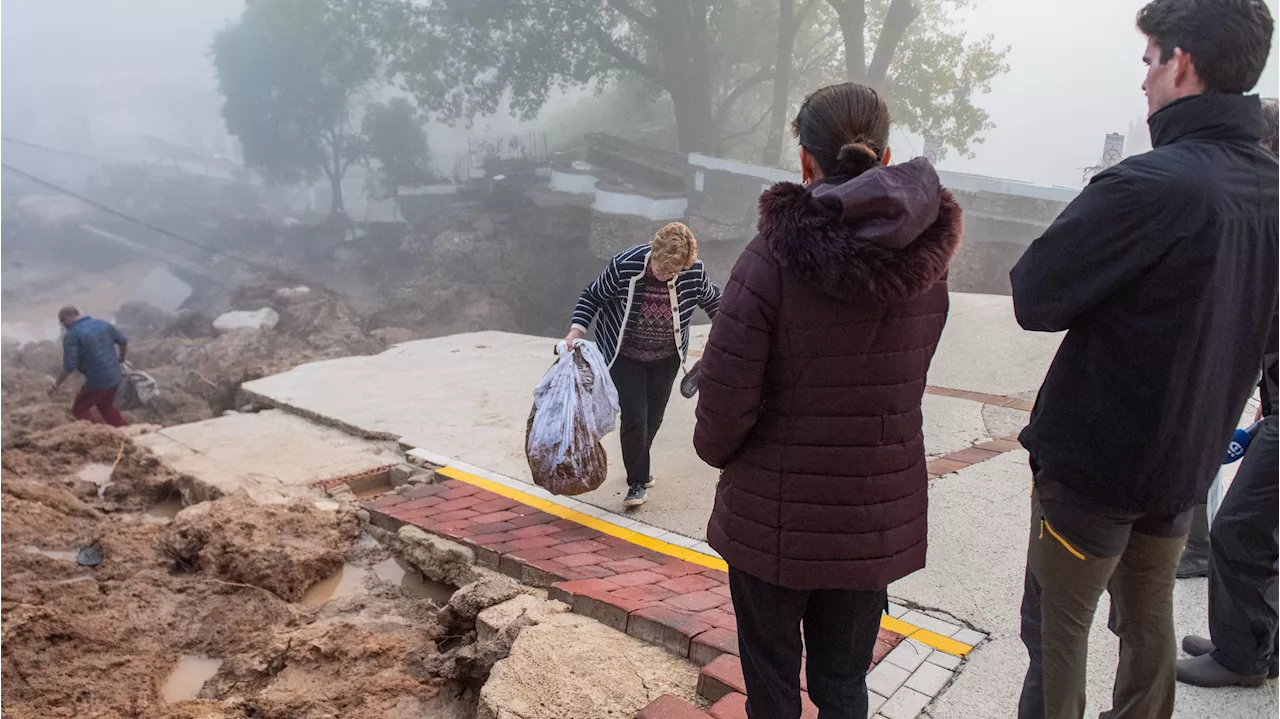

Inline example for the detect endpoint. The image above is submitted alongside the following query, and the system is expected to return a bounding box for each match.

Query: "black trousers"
[609,354,680,488]
[728,567,885,719]
[1209,414,1279,677]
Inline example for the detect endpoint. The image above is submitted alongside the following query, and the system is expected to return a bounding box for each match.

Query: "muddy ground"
[0,423,479,719]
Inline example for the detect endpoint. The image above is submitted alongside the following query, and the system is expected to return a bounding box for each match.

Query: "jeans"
[728,567,885,719]
[1208,414,1279,676]
[1019,487,1186,719]
[72,386,127,427]
[609,354,680,487]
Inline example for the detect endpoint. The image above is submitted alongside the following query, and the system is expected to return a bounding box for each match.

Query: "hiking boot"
[1177,654,1267,688]
[624,486,648,508]
[645,475,656,488]
[1182,635,1214,657]
[1177,550,1210,578]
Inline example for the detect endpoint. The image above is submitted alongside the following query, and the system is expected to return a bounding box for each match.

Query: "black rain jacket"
[1011,93,1279,515]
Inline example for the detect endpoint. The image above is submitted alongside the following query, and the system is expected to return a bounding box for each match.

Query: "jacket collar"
[1148,93,1265,149]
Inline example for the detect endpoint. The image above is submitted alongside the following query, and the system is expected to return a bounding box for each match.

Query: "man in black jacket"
[1010,1,1277,717]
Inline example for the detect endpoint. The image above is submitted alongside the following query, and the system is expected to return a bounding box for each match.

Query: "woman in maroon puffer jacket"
[694,82,962,719]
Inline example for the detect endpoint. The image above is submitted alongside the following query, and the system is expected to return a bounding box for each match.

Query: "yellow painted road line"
[436,465,976,657]
[881,615,975,657]
[436,466,729,572]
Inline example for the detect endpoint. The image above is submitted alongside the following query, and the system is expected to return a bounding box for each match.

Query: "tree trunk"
[866,0,918,89]
[657,0,716,153]
[327,171,346,216]
[326,123,348,217]
[762,0,797,167]
[830,0,867,82]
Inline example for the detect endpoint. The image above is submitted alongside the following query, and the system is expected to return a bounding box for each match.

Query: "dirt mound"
[2,423,177,509]
[159,496,358,602]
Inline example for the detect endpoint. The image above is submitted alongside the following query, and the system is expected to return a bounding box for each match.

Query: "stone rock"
[371,327,419,346]
[443,571,522,625]
[396,525,477,587]
[213,308,280,333]
[476,595,569,647]
[390,463,425,488]
[478,613,702,719]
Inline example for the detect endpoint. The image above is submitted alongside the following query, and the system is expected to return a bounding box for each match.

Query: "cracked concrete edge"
[239,388,401,441]
[887,596,990,642]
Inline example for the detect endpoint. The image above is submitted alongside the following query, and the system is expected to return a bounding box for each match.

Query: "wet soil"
[1,423,475,719]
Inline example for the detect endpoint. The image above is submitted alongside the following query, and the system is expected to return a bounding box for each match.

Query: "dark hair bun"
[834,142,880,177]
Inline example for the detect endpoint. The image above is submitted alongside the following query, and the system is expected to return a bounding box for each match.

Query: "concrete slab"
[890,450,1278,719]
[244,318,1018,540]
[135,409,396,503]
[925,293,1062,399]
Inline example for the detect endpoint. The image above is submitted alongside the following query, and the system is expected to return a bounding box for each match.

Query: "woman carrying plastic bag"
[525,339,619,496]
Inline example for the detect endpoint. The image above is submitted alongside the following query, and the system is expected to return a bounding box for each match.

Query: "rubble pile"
[0,282,414,443]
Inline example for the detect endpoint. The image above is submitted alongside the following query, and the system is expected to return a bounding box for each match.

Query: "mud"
[0,424,479,719]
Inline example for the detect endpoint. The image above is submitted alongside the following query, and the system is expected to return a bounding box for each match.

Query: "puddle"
[143,498,185,523]
[77,462,114,500]
[373,557,455,603]
[352,481,393,500]
[301,564,370,606]
[161,654,223,703]
[24,545,80,562]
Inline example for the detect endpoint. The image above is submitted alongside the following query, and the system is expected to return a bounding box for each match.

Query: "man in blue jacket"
[50,306,129,427]
[1010,1,1277,717]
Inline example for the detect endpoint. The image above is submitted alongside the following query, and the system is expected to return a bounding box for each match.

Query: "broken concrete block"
[477,613,701,719]
[397,525,477,587]
[390,463,426,487]
[445,572,522,623]
[213,308,280,332]
[476,595,569,646]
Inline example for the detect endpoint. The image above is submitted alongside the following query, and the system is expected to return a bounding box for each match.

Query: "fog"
[2,0,1278,189]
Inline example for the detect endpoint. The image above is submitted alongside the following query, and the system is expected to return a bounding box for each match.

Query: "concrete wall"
[682,154,1077,295]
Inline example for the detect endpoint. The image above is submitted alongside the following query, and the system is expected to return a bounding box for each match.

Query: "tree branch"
[866,0,919,89]
[607,0,659,34]
[720,106,773,143]
[714,65,775,129]
[590,26,664,86]
[796,0,820,26]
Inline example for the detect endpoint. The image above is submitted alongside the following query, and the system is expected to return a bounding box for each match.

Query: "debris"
[76,540,102,567]
[396,525,479,588]
[213,308,280,332]
[478,613,702,719]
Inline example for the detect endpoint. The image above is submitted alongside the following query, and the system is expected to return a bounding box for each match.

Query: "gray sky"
[938,0,1280,187]
[2,0,1277,189]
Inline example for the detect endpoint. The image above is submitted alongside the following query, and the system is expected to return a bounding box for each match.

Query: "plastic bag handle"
[555,339,585,357]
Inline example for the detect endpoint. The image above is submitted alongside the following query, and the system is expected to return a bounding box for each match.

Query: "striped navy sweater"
[571,244,723,367]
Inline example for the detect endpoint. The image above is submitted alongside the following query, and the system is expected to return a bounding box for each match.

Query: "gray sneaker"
[624,486,648,508]
[645,475,656,488]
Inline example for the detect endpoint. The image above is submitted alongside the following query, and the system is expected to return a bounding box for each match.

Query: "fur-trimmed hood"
[759,157,963,303]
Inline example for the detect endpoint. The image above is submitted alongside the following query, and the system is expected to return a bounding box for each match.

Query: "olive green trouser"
[1019,492,1187,719]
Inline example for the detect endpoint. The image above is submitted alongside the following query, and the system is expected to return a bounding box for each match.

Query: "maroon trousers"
[72,386,128,427]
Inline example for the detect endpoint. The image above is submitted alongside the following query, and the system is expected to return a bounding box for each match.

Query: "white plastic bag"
[114,361,159,411]
[524,340,620,495]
